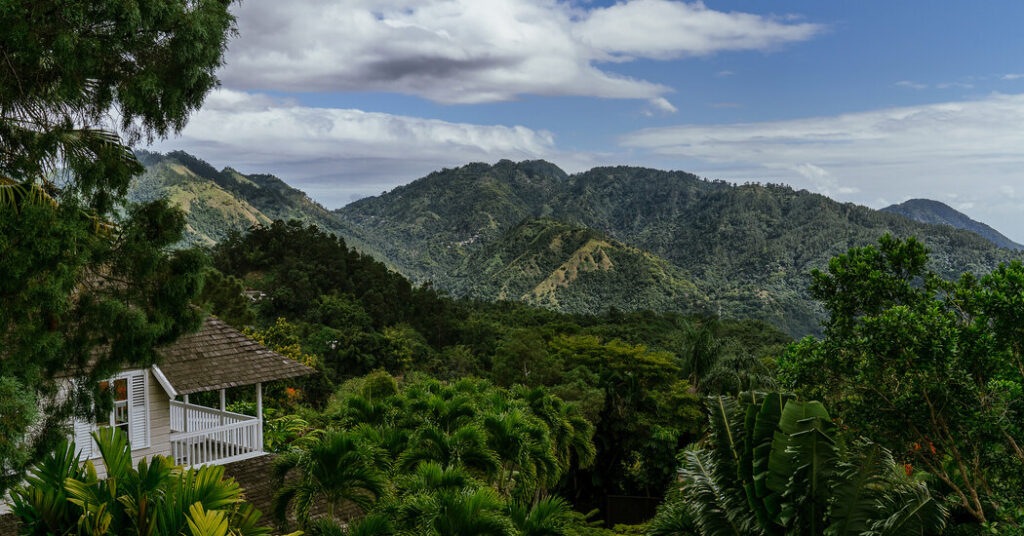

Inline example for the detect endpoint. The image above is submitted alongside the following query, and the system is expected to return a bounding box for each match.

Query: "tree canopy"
[779,235,1024,526]
[0,0,235,495]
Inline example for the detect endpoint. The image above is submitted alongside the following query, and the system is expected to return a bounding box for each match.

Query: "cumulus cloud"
[649,97,679,114]
[621,93,1024,241]
[147,90,596,205]
[219,0,821,104]
[574,0,821,60]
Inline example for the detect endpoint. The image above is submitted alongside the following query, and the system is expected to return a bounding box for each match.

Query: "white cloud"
[1002,73,1024,80]
[621,93,1024,241]
[147,90,597,205]
[895,80,928,89]
[574,0,821,60]
[219,0,821,104]
[649,97,679,114]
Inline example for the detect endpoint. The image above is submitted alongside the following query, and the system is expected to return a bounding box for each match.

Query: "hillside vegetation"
[450,218,704,314]
[336,161,1022,335]
[131,150,353,245]
[131,152,1023,336]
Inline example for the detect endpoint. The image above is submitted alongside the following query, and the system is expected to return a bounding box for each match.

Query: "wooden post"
[219,388,226,425]
[183,394,189,433]
[255,382,263,452]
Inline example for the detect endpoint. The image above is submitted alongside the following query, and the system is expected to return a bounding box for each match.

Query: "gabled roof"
[152,316,314,396]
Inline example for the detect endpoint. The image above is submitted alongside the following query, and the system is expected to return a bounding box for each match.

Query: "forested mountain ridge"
[336,159,571,281]
[130,151,1022,336]
[130,150,363,247]
[447,217,706,314]
[882,197,1024,250]
[335,161,1022,336]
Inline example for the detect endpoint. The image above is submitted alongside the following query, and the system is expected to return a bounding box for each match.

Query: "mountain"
[131,150,358,247]
[881,198,1024,250]
[335,160,1022,336]
[447,218,705,314]
[131,152,1022,336]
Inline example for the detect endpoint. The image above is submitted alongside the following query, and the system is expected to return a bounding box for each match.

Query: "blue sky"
[150,0,1024,241]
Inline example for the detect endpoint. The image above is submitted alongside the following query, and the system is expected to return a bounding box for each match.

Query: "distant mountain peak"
[881,198,1023,250]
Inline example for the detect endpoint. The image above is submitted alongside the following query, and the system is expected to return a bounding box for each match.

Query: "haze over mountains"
[131,150,1023,336]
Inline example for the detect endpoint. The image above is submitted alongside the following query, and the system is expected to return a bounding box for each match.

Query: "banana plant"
[671,393,948,536]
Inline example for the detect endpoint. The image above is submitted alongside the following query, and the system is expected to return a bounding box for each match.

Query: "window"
[97,378,129,433]
[74,370,149,458]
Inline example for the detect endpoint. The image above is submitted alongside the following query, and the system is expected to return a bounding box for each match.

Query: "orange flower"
[903,463,913,477]
[929,442,936,455]
[913,442,921,451]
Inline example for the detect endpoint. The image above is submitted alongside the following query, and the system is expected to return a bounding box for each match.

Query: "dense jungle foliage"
[196,221,1023,535]
[203,220,788,516]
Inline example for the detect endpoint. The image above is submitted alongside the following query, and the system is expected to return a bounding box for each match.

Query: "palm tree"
[398,424,501,479]
[395,485,514,536]
[507,496,574,536]
[516,386,596,472]
[273,430,389,528]
[671,393,948,536]
[482,409,558,498]
[681,321,773,395]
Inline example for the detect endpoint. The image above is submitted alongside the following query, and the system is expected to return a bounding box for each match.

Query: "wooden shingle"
[155,316,314,395]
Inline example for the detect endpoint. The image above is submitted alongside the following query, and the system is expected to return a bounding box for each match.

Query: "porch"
[167,385,265,467]
[151,315,315,467]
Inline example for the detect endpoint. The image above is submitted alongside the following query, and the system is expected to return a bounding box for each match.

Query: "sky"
[149,0,1024,242]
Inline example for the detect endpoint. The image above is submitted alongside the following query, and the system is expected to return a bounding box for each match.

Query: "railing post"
[219,389,226,426]
[183,395,189,433]
[255,382,263,453]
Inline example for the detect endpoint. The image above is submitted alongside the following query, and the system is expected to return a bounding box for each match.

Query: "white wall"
[1,369,174,514]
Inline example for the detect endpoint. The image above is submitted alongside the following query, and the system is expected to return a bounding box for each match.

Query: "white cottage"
[1,315,315,516]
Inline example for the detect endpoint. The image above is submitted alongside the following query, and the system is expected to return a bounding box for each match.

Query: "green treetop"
[0,0,236,495]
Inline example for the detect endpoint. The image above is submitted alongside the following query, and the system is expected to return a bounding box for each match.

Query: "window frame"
[75,369,150,459]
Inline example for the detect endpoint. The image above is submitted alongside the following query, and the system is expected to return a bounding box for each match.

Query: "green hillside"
[336,161,1023,336]
[130,150,354,246]
[336,160,570,280]
[130,152,1022,336]
[447,218,705,314]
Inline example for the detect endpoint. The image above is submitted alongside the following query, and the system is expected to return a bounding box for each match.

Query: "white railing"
[170,400,256,433]
[169,401,262,467]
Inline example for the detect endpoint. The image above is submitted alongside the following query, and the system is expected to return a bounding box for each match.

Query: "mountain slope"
[447,218,705,314]
[881,198,1023,250]
[131,150,359,247]
[337,159,569,281]
[336,161,1022,336]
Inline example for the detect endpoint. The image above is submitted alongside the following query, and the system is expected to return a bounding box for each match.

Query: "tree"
[0,0,235,495]
[507,497,574,536]
[778,235,1024,525]
[273,430,389,529]
[665,392,947,536]
[12,428,273,536]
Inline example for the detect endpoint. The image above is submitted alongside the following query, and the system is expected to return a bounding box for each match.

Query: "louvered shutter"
[73,419,95,459]
[128,372,149,448]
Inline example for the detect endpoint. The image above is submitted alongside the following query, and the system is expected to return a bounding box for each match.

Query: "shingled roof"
[152,316,314,396]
